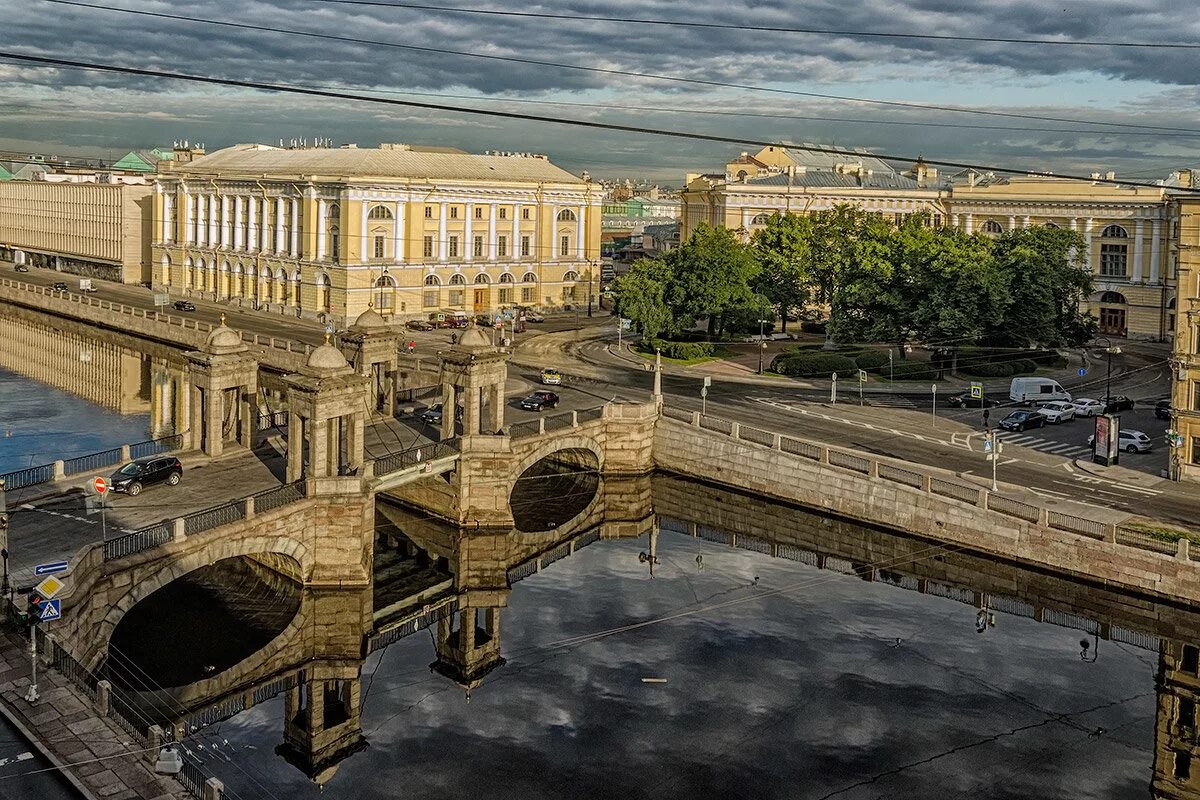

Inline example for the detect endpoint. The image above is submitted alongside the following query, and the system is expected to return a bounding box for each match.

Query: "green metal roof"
[0,164,13,181]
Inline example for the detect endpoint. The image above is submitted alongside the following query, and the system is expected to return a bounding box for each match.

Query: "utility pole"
[0,477,8,597]
[757,319,769,374]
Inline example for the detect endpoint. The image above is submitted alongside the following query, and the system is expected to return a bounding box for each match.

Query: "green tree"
[910,226,1008,354]
[989,227,1096,346]
[750,213,812,332]
[669,223,759,337]
[809,204,874,308]
[613,256,675,340]
[828,214,916,350]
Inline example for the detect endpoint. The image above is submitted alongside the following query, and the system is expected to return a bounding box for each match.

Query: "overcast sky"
[2,0,1200,183]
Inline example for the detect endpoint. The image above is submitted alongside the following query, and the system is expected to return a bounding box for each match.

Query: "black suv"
[998,409,1046,432]
[51,281,68,292]
[109,456,183,496]
[173,300,196,311]
[1100,395,1135,414]
[1156,399,1172,420]
[520,391,560,411]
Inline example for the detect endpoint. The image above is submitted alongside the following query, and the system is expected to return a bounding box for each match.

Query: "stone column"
[488,383,504,433]
[1133,218,1145,282]
[464,386,481,435]
[239,389,253,448]
[287,413,304,481]
[235,196,246,250]
[316,198,327,260]
[441,382,456,441]
[438,202,448,262]
[360,201,369,264]
[310,418,329,478]
[347,414,365,472]
[576,204,586,256]
[1007,215,1016,231]
[464,203,474,262]
[247,197,257,251]
[275,198,285,253]
[963,213,973,235]
[260,197,271,251]
[163,192,174,243]
[220,195,231,248]
[183,191,193,245]
[740,207,749,231]
[327,417,341,476]
[290,201,300,257]
[460,610,476,651]
[511,204,521,261]
[488,204,498,261]
[205,388,223,457]
[1023,215,1031,228]
[1083,218,1095,273]
[1151,217,1162,282]
[210,195,220,247]
[190,384,204,451]
[394,201,405,263]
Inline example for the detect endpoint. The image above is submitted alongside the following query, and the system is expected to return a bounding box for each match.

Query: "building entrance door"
[473,288,488,311]
[1099,307,1126,336]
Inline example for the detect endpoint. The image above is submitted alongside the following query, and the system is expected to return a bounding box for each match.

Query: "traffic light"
[25,593,43,626]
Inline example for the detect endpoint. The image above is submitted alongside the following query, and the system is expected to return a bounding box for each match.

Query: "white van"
[1009,377,1071,404]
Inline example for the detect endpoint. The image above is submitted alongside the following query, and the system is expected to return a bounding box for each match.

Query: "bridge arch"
[509,437,604,531]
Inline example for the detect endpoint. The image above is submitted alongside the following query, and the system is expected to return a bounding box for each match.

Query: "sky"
[2,0,1200,183]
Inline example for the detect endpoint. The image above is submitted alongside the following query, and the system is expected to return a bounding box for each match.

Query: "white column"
[488,203,498,261]
[512,204,521,260]
[438,202,448,262]
[260,198,271,251]
[235,196,246,250]
[247,197,258,251]
[1007,215,1016,231]
[576,204,586,258]
[290,200,299,257]
[360,201,369,263]
[1133,218,1145,282]
[740,207,749,230]
[464,203,474,262]
[963,213,973,234]
[316,198,327,260]
[1151,218,1162,282]
[1069,217,1079,233]
[1083,218,1095,273]
[950,213,959,229]
[162,192,174,243]
[275,198,285,253]
[195,195,204,246]
[394,201,405,262]
[183,192,193,245]
[1023,215,1031,228]
[219,195,230,248]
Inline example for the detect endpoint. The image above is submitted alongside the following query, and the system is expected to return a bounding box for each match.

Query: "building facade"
[1171,190,1200,482]
[0,180,153,283]
[152,143,602,327]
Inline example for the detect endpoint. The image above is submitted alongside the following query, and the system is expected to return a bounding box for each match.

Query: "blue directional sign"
[39,599,61,622]
[34,561,68,577]
[1078,368,1087,377]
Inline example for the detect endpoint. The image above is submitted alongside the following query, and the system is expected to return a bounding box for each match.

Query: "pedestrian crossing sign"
[39,599,61,622]
[970,382,983,399]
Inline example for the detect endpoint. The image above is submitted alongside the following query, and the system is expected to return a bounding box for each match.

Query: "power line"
[29,0,1200,135]
[2,50,1199,196]
[301,0,1200,51]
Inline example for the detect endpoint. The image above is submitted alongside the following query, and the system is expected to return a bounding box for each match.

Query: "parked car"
[108,456,183,496]
[405,319,433,331]
[540,368,562,386]
[1069,398,1104,417]
[998,409,1047,432]
[1155,399,1172,420]
[1035,400,1076,424]
[523,311,545,323]
[520,390,560,411]
[1100,395,1135,414]
[173,300,196,311]
[51,281,68,292]
[1088,429,1154,454]
[14,264,28,273]
[475,314,496,327]
[946,391,999,408]
[419,403,463,425]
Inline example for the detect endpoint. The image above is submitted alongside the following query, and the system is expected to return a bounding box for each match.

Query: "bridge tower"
[277,664,367,786]
[343,306,401,417]
[184,316,258,457]
[284,337,371,482]
[430,596,507,701]
[1153,640,1200,799]
[436,327,509,441]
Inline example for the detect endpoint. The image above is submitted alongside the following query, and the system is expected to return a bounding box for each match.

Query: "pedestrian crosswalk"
[864,394,919,409]
[993,430,1092,459]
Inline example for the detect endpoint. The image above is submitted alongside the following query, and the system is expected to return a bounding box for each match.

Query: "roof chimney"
[1105,171,1116,181]
[1179,169,1193,189]
[967,171,977,188]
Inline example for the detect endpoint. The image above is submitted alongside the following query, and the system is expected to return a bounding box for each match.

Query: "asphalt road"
[0,713,84,799]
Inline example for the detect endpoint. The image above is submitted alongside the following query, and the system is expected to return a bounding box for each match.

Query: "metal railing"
[878,463,923,488]
[699,415,734,435]
[367,599,457,654]
[0,462,55,490]
[1047,511,1105,540]
[252,481,306,514]
[576,406,605,424]
[737,426,775,447]
[256,410,288,431]
[374,438,461,477]
[662,406,694,423]
[184,500,245,537]
[988,495,1041,523]
[0,434,183,491]
[507,420,541,439]
[1115,526,1179,556]
[60,447,123,477]
[104,522,172,561]
[779,436,821,460]
[543,411,576,433]
[929,477,980,505]
[130,434,183,459]
[828,450,870,474]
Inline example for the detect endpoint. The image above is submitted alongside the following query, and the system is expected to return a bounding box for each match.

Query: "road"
[0,713,84,799]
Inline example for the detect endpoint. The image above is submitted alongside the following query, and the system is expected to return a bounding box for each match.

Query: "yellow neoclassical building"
[151,143,603,326]
[1171,188,1200,482]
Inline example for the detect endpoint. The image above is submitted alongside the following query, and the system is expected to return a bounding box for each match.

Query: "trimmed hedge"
[888,361,940,380]
[771,352,857,377]
[800,321,827,335]
[641,339,716,360]
[854,350,890,371]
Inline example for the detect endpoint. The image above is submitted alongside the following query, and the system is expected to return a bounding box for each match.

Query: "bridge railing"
[507,405,609,440]
[374,438,461,477]
[0,434,184,491]
[665,406,1194,566]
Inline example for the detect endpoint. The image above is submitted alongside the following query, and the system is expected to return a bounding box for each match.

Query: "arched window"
[1101,225,1128,238]
[274,268,286,304]
[326,203,340,219]
[474,273,490,284]
[159,253,171,286]
[374,274,397,311]
[449,273,466,285]
[1100,228,1128,277]
[315,271,331,313]
[563,270,579,282]
[1100,291,1127,304]
[522,272,537,283]
[367,205,393,220]
[499,272,514,284]
[751,213,772,225]
[981,219,1004,235]
[424,274,441,286]
[521,272,538,304]
[557,209,576,222]
[736,170,748,181]
[1043,221,1060,229]
[329,226,340,262]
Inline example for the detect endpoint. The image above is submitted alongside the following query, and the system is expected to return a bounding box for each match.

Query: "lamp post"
[757,319,770,374]
[1096,336,1122,405]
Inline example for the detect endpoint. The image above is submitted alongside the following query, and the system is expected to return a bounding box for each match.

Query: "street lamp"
[757,319,770,374]
[1096,336,1122,404]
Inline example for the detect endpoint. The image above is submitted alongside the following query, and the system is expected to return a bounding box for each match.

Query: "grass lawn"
[635,347,731,366]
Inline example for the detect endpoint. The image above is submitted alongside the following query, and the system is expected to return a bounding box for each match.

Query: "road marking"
[22,507,98,526]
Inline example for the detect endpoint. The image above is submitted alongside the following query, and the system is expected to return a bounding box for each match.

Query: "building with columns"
[947,174,1175,341]
[151,143,603,327]
[1170,182,1200,482]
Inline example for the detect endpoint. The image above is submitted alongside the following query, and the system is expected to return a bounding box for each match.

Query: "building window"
[1184,644,1200,674]
[521,235,530,257]
[981,219,1003,236]
[423,236,434,258]
[1180,697,1196,729]
[1193,438,1200,466]
[560,235,570,257]
[522,286,535,303]
[449,289,465,306]
[449,236,459,258]
[374,235,385,259]
[522,208,531,220]
[423,291,438,308]
[751,213,771,225]
[424,206,434,219]
[474,206,483,219]
[1176,752,1192,781]
[1194,325,1199,355]
[329,228,340,262]
[557,209,576,222]
[499,288,513,304]
[1100,243,1128,277]
[368,205,393,220]
[1193,381,1200,412]
[450,206,458,219]
[473,235,484,258]
[498,236,508,257]
[499,208,508,220]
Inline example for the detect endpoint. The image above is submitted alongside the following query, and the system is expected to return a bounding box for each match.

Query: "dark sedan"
[173,300,196,311]
[1156,399,1172,420]
[405,320,433,331]
[519,391,560,411]
[1101,395,1135,414]
[946,392,1000,408]
[998,409,1046,432]
[109,456,183,496]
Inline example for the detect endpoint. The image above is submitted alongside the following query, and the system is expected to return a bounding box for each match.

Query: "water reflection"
[106,475,1200,798]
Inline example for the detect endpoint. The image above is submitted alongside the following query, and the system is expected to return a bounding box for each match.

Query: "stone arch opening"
[104,553,303,691]
[509,446,600,531]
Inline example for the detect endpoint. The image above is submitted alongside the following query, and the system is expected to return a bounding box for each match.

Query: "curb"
[0,691,103,800]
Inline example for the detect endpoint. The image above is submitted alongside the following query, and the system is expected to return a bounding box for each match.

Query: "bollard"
[1105,524,1118,543]
[571,410,579,428]
[690,411,701,426]
[202,777,225,800]
[538,418,545,435]
[94,680,111,715]
[172,517,187,544]
[120,444,131,461]
[145,725,163,765]
[867,460,879,478]
[1037,507,1049,527]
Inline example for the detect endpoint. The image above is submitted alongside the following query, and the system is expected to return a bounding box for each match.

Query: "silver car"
[1036,401,1076,423]
[1088,429,1154,454]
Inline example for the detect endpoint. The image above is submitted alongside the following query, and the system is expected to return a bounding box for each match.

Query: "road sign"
[39,599,61,622]
[34,561,68,577]
[931,384,938,394]
[858,369,867,382]
[703,376,711,388]
[93,476,108,495]
[700,386,708,398]
[1078,368,1087,377]
[35,575,64,600]
[983,437,993,454]
[970,382,983,399]
[154,293,170,306]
